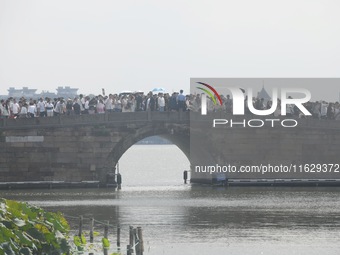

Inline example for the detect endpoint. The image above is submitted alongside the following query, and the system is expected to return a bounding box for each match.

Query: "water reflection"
[1,186,340,254]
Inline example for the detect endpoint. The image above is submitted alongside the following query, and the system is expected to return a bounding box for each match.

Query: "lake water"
[1,145,340,254]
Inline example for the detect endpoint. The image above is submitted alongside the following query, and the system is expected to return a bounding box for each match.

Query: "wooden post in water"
[78,215,83,237]
[88,218,95,255]
[117,172,122,190]
[183,170,188,184]
[129,226,134,254]
[103,222,109,255]
[117,224,121,250]
[127,245,132,255]
[90,218,94,243]
[137,227,144,255]
[134,228,140,255]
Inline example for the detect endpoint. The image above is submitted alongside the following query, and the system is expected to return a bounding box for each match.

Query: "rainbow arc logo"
[196,82,222,105]
[196,82,222,115]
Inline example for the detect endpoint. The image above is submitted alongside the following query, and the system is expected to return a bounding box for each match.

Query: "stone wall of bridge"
[1,111,340,186]
[0,112,190,185]
[189,113,340,183]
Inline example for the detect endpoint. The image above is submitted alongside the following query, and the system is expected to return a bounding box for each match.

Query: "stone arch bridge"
[1,112,340,187]
[0,112,190,187]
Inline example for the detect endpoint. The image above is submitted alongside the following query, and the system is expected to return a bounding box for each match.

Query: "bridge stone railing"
[0,111,190,130]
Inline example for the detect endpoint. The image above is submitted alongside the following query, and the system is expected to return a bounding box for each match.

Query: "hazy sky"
[1,0,339,100]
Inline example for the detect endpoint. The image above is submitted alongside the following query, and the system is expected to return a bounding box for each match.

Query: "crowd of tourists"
[0,90,339,120]
[0,90,187,118]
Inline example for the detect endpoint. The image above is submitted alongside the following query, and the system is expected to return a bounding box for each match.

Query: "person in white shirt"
[19,103,28,118]
[105,95,114,113]
[84,97,90,114]
[28,102,36,118]
[114,96,122,112]
[45,99,54,117]
[54,99,65,116]
[37,98,46,117]
[158,93,165,112]
[121,96,128,112]
[10,99,20,118]
[78,94,85,113]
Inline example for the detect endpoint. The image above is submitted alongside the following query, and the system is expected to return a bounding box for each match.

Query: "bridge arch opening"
[118,136,190,186]
[105,122,190,186]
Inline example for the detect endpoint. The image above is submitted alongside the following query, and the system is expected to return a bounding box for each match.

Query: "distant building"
[39,91,57,99]
[8,87,37,98]
[257,86,271,102]
[4,86,78,99]
[56,86,78,99]
[8,87,23,98]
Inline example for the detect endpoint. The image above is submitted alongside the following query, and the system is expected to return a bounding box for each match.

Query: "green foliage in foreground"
[0,198,71,255]
[102,237,110,248]
[73,234,86,251]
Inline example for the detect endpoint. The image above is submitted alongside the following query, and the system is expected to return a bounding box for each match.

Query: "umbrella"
[120,90,133,94]
[119,90,133,97]
[152,88,166,94]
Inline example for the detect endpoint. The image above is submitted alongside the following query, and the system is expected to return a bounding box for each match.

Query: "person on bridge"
[96,99,105,114]
[37,98,47,117]
[169,92,178,111]
[105,95,114,113]
[27,102,37,118]
[158,93,165,112]
[73,98,81,115]
[19,102,28,118]
[177,90,186,111]
[45,99,54,117]
[0,99,10,118]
